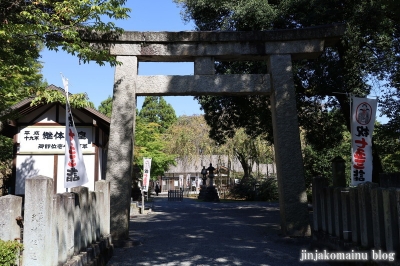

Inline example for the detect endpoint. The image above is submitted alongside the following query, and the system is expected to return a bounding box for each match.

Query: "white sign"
[18,126,93,153]
[142,158,152,192]
[351,96,377,186]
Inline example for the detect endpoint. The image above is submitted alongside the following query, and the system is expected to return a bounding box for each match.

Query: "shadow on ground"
[107,198,323,266]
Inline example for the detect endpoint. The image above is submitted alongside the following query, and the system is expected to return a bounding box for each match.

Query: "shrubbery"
[0,240,23,266]
[228,177,278,201]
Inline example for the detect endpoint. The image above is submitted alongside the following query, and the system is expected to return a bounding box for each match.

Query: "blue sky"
[40,0,203,116]
[40,0,388,122]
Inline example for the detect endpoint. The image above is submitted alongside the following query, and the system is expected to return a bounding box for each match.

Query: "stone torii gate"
[104,24,345,242]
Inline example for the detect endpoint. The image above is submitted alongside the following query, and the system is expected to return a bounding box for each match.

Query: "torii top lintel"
[105,24,345,62]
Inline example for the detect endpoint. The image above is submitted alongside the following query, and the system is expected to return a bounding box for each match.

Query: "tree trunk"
[235,152,252,179]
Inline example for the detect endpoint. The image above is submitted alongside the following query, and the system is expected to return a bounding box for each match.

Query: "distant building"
[0,85,110,195]
[161,155,276,192]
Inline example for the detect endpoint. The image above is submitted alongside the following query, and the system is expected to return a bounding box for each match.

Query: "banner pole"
[61,73,89,191]
[142,190,145,213]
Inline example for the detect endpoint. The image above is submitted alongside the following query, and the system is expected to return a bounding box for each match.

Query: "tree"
[0,135,13,195]
[220,127,273,179]
[164,115,215,172]
[31,88,95,109]
[134,116,176,180]
[98,96,113,117]
[197,90,273,145]
[164,115,274,180]
[175,0,400,179]
[0,0,130,116]
[303,128,352,187]
[373,123,400,173]
[96,95,177,180]
[138,96,177,133]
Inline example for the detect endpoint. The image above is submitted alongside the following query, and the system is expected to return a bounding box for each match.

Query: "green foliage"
[374,123,400,172]
[164,115,215,167]
[379,88,400,138]
[0,0,44,114]
[229,177,278,201]
[176,0,400,182]
[97,96,113,117]
[0,0,129,115]
[196,94,273,145]
[96,95,177,180]
[0,136,13,162]
[219,128,273,178]
[164,115,274,180]
[31,89,94,109]
[134,117,176,180]
[0,240,23,266]
[1,0,130,66]
[381,151,400,173]
[0,135,13,195]
[175,0,277,31]
[138,96,177,133]
[302,128,352,188]
[135,97,179,179]
[298,106,348,151]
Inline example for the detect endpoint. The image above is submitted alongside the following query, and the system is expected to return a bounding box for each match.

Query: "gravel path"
[107,197,326,266]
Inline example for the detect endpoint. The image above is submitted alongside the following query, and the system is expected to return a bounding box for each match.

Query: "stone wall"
[0,176,113,266]
[312,176,400,254]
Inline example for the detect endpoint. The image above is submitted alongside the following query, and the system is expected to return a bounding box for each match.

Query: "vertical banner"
[142,158,152,192]
[179,175,183,188]
[351,96,377,186]
[186,174,190,188]
[62,76,89,189]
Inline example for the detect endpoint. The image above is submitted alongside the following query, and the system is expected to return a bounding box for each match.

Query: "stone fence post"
[72,192,81,255]
[19,177,111,266]
[23,176,54,266]
[88,192,95,245]
[326,187,335,235]
[71,186,90,251]
[333,187,343,238]
[0,195,23,242]
[349,187,361,245]
[62,193,75,259]
[340,188,351,241]
[95,180,111,236]
[370,187,385,250]
[331,156,346,187]
[312,176,329,231]
[383,188,399,252]
[51,194,62,265]
[89,191,102,242]
[358,182,378,248]
[321,188,328,232]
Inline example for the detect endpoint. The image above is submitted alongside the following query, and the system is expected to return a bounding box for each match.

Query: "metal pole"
[141,190,144,213]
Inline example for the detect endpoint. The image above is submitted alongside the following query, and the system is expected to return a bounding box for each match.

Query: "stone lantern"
[201,166,207,187]
[207,163,215,187]
[198,162,219,202]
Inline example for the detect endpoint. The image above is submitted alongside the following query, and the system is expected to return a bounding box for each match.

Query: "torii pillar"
[104,24,345,242]
[106,56,137,242]
[268,54,310,236]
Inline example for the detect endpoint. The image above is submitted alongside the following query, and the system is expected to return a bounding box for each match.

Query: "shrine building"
[1,85,110,195]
